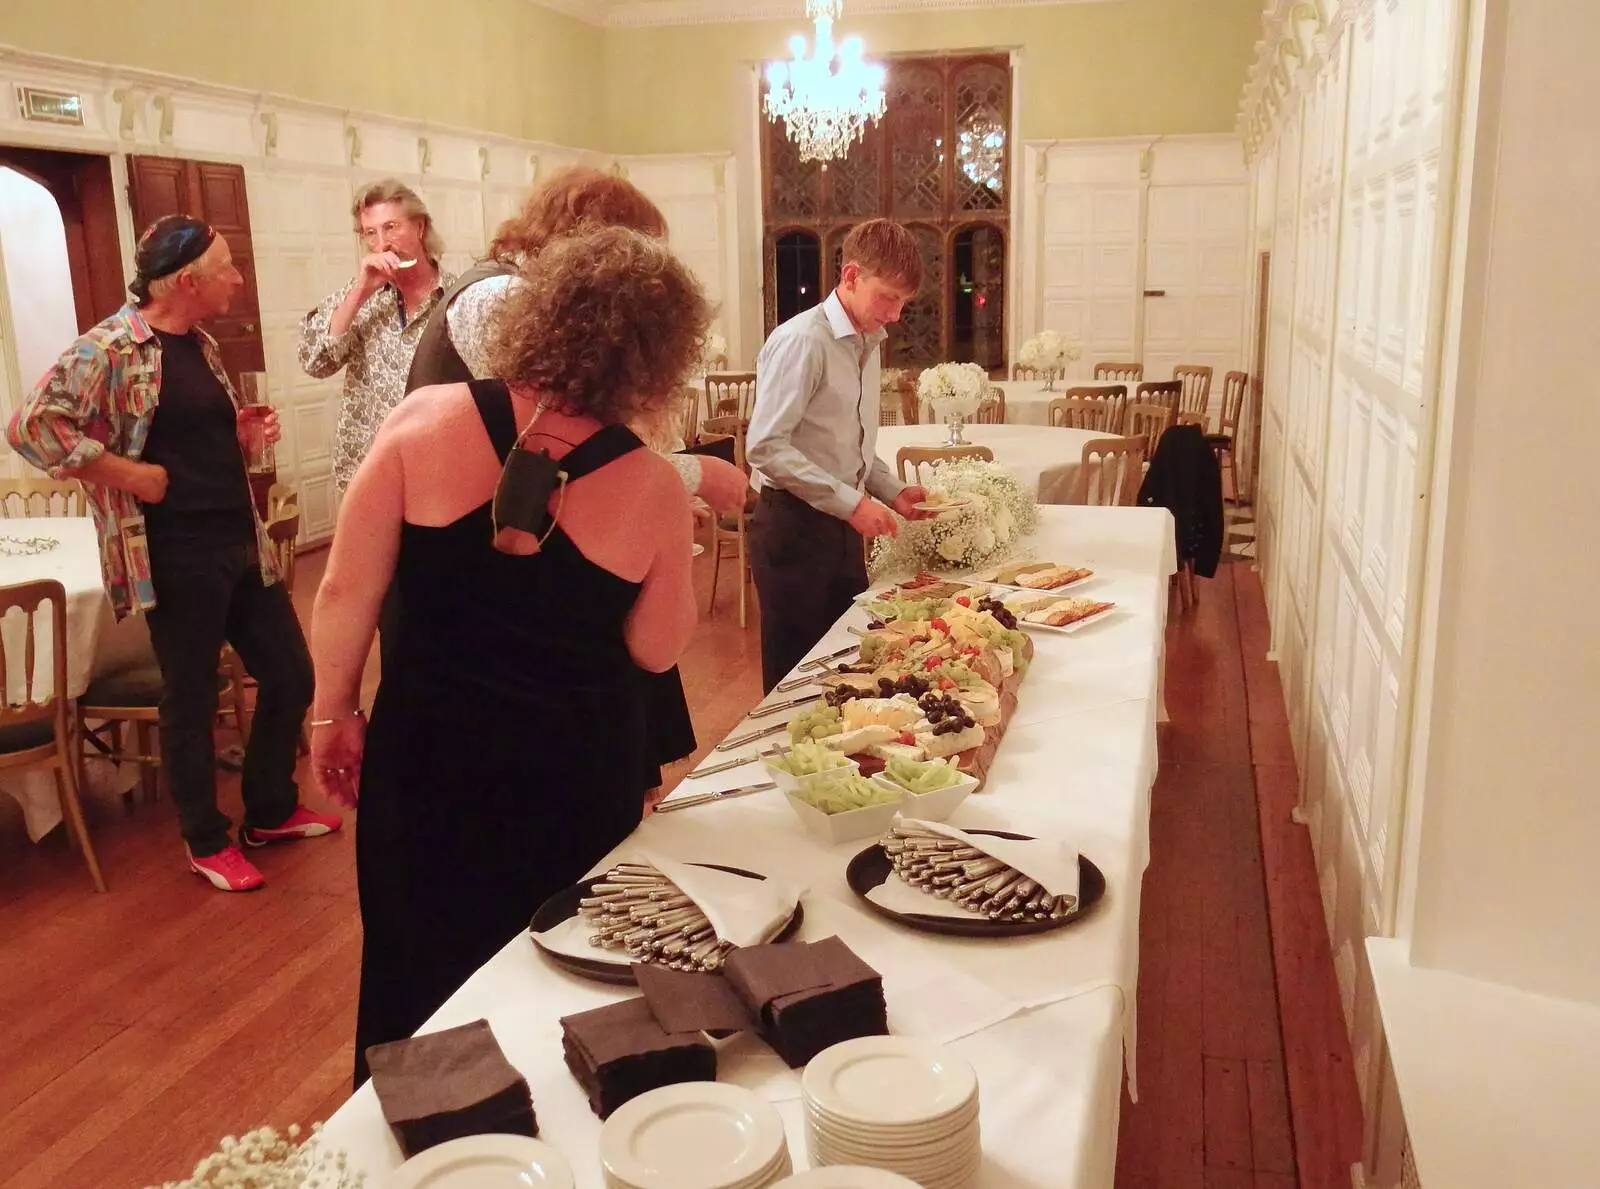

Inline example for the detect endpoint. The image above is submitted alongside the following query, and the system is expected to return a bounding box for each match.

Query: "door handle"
[1142,290,1166,298]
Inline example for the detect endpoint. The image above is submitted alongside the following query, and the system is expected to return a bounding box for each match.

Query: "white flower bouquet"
[873,458,1038,575]
[148,1124,363,1189]
[699,329,728,374]
[917,362,991,444]
[1017,330,1081,386]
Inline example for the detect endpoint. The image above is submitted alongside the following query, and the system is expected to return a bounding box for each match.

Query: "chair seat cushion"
[0,718,55,755]
[81,666,165,708]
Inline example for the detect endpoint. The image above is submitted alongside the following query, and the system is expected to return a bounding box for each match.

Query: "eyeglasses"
[360,220,415,244]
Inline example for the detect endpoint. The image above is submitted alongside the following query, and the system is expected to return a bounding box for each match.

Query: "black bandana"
[130,215,216,304]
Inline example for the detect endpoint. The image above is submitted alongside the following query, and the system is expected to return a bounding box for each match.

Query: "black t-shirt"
[143,330,254,537]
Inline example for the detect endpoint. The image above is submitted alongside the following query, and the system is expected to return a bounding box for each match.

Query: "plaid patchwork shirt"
[5,304,280,619]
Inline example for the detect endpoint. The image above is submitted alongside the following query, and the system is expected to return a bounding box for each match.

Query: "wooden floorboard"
[0,539,1359,1188]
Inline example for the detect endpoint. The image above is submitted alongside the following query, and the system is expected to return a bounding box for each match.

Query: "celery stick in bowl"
[762,743,859,793]
[785,772,902,844]
[872,757,980,821]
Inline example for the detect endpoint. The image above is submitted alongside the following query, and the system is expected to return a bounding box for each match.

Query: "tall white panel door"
[1022,137,1247,385]
[1033,143,1144,380]
[1143,151,1250,384]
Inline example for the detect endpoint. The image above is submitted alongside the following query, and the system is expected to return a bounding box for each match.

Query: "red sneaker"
[189,844,266,892]
[241,804,343,848]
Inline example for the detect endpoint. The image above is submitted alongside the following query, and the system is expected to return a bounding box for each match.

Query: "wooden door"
[127,156,266,390]
[0,148,124,331]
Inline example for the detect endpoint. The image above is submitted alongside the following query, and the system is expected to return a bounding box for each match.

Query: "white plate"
[600,1082,789,1189]
[773,1167,924,1188]
[802,1037,978,1127]
[390,1135,575,1189]
[807,1104,980,1145]
[808,1138,982,1185]
[1007,603,1119,635]
[987,571,1096,595]
[807,1124,980,1165]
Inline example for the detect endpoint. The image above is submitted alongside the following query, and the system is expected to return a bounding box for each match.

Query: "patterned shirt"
[5,304,281,618]
[299,271,456,491]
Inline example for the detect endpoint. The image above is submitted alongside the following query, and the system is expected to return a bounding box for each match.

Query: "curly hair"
[487,166,668,263]
[486,226,710,423]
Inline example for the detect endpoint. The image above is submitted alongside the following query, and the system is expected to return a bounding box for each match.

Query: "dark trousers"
[749,487,867,693]
[146,532,314,856]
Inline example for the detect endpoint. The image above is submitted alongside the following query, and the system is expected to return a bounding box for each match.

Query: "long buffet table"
[322,504,1176,1188]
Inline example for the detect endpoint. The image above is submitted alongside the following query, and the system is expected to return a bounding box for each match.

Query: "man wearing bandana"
[6,215,341,892]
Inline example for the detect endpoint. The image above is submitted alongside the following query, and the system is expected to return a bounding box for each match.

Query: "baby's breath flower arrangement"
[148,1123,363,1189]
[873,458,1038,576]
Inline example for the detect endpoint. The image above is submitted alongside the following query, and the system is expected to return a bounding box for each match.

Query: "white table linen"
[320,505,1177,1189]
[0,516,109,840]
[876,424,1102,505]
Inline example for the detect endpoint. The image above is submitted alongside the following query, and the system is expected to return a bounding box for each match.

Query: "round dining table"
[1,515,112,840]
[876,422,1104,505]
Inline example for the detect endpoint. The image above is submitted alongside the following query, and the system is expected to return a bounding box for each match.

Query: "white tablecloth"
[321,505,1176,1189]
[0,516,110,841]
[877,423,1102,505]
[988,380,1063,427]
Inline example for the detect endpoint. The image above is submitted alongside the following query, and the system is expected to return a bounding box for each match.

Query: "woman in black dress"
[307,227,710,1086]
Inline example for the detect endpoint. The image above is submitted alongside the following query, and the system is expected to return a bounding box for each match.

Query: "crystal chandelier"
[764,0,887,164]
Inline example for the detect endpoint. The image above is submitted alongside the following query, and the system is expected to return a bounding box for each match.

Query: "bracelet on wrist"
[309,709,366,728]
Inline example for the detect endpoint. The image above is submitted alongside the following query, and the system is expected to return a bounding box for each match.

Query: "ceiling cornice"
[532,0,1114,30]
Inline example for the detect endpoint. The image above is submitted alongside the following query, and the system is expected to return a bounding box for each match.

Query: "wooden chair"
[895,445,995,486]
[1123,402,1175,459]
[1093,362,1144,383]
[701,414,754,629]
[1209,371,1249,500]
[1,580,106,890]
[1011,363,1065,385]
[972,387,1006,425]
[265,482,298,521]
[898,368,924,425]
[266,510,301,593]
[1173,365,1214,423]
[1049,397,1122,434]
[0,477,87,518]
[1135,379,1184,418]
[1074,438,1146,507]
[1059,384,1128,433]
[704,372,758,423]
[1176,412,1209,429]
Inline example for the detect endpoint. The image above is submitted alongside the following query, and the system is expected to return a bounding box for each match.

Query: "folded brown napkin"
[633,963,753,1035]
[724,937,889,1068]
[366,1019,537,1156]
[560,996,717,1118]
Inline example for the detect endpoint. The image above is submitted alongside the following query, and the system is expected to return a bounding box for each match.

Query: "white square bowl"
[784,787,902,845]
[870,769,981,821]
[762,754,861,795]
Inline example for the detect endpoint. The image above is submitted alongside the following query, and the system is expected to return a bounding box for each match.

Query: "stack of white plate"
[772,1168,922,1188]
[802,1037,982,1189]
[599,1082,793,1189]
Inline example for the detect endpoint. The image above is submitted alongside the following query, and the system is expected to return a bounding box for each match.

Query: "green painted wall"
[602,0,1262,155]
[0,0,605,146]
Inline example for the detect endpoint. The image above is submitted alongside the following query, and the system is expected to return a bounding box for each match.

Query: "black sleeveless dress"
[351,381,672,1085]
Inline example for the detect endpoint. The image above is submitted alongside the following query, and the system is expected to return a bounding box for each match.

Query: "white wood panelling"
[0,48,741,538]
[1240,0,1463,1180]
[1017,135,1247,385]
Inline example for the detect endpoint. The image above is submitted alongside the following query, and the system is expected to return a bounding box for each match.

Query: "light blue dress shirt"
[747,291,906,521]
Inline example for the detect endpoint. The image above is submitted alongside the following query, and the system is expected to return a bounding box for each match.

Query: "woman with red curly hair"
[309,227,710,1086]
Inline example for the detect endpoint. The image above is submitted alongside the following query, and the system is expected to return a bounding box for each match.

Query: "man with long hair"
[299,179,456,493]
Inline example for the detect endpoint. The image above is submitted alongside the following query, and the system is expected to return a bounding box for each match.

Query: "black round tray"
[845,828,1105,937]
[528,863,804,985]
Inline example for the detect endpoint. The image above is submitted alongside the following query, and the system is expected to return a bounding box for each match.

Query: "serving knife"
[748,693,819,719]
[654,782,777,814]
[799,644,858,671]
[714,720,790,751]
